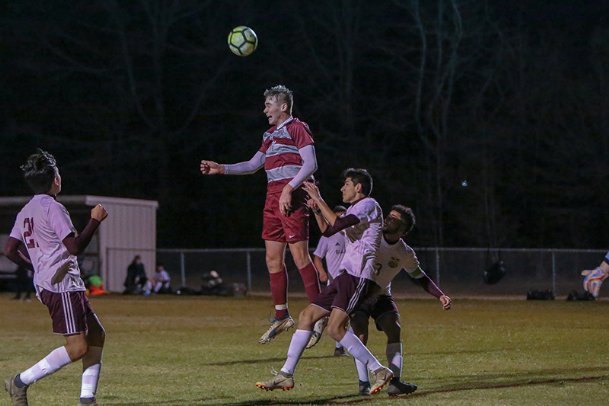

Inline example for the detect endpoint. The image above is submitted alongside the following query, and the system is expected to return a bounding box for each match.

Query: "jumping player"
[255,169,393,395]
[200,85,322,344]
[351,204,451,396]
[4,149,108,406]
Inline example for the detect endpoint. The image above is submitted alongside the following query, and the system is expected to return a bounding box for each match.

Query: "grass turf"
[0,293,608,405]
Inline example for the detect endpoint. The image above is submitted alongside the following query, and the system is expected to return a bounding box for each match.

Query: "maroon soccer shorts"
[39,289,95,335]
[313,272,370,314]
[262,188,309,243]
[352,294,399,331]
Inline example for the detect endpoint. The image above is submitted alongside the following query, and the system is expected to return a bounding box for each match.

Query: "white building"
[0,195,158,292]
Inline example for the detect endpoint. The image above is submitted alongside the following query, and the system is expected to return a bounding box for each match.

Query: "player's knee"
[67,341,89,361]
[297,308,315,329]
[326,323,344,341]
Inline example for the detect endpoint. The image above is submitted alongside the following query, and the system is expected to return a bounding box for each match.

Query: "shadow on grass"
[104,371,609,405]
[204,354,334,366]
[409,372,609,399]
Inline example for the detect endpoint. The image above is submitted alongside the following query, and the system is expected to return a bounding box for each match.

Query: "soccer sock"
[335,342,343,349]
[269,268,289,319]
[298,262,321,302]
[339,330,382,373]
[354,358,370,383]
[19,346,72,386]
[386,342,403,381]
[80,364,101,400]
[280,329,312,376]
[81,346,103,400]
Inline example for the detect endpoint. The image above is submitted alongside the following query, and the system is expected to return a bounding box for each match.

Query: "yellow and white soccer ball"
[228,26,258,57]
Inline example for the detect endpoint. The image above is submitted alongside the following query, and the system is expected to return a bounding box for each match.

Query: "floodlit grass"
[0,293,608,405]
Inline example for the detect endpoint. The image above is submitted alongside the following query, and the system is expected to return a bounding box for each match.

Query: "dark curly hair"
[20,149,58,194]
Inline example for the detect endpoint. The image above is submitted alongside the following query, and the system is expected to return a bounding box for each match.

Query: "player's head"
[20,149,61,195]
[264,85,294,115]
[384,204,415,236]
[341,168,373,202]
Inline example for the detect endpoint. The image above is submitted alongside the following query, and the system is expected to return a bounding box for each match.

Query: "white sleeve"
[224,151,265,175]
[9,219,23,241]
[288,145,318,188]
[313,237,329,258]
[351,199,381,225]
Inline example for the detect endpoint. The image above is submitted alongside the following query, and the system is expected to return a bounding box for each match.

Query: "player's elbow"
[4,238,20,262]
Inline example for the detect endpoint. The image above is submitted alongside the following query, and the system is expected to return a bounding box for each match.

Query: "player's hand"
[306,199,319,210]
[200,160,224,175]
[318,269,328,283]
[279,185,293,216]
[302,181,321,202]
[439,295,452,310]
[91,204,108,222]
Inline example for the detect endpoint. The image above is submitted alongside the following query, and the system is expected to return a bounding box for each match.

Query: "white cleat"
[258,316,295,344]
[305,316,328,349]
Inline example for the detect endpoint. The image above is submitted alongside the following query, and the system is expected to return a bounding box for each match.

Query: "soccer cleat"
[387,380,418,396]
[258,316,295,344]
[305,317,328,349]
[4,375,29,406]
[370,367,393,395]
[358,380,371,396]
[333,346,347,356]
[582,268,609,298]
[255,371,294,391]
[78,397,98,406]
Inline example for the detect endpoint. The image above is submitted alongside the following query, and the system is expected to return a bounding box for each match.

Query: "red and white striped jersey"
[259,117,315,194]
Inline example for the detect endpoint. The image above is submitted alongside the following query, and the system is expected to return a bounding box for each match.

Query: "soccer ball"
[228,26,258,57]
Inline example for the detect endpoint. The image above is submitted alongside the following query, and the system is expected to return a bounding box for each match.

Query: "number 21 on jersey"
[23,217,38,248]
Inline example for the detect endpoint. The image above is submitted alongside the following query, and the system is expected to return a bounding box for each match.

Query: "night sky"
[1,0,608,249]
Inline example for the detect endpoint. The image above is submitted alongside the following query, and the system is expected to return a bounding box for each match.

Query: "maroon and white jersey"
[9,194,85,295]
[259,117,315,194]
[313,231,346,280]
[372,236,423,296]
[340,197,383,280]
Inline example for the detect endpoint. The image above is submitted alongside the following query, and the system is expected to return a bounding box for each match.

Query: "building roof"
[0,195,159,209]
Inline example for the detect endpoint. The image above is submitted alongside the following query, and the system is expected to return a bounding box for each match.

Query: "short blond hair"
[264,85,293,114]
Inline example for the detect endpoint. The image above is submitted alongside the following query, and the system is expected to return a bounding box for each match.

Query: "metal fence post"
[180,251,186,288]
[551,250,556,295]
[246,251,252,292]
[435,248,441,284]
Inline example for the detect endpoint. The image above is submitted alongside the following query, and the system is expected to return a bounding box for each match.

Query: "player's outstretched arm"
[201,152,265,176]
[63,204,108,256]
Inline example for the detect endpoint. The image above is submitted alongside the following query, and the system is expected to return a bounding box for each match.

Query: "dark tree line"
[1,0,608,249]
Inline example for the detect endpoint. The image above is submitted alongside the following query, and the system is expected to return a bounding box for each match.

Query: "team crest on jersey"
[389,257,399,268]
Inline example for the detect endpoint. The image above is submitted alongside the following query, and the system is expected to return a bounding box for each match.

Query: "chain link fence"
[105,247,607,297]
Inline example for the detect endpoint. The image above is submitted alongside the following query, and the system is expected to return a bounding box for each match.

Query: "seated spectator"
[201,270,228,296]
[123,255,147,294]
[144,264,172,295]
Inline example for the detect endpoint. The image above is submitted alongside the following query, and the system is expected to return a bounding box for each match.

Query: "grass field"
[1,293,608,405]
